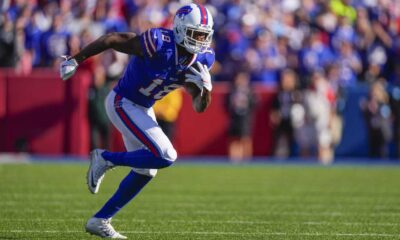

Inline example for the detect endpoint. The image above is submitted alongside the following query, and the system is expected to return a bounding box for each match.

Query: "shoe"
[85,217,127,239]
[87,149,114,194]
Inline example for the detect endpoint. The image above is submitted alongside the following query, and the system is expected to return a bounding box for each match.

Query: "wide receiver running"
[60,4,215,239]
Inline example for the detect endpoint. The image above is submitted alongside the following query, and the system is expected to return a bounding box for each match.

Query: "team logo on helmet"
[176,6,192,18]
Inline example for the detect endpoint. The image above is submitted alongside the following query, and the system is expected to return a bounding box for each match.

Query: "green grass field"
[0,162,400,239]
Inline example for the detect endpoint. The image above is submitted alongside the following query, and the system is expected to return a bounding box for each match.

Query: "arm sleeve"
[140,28,163,59]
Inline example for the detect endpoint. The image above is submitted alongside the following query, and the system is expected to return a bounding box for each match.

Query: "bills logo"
[176,6,192,18]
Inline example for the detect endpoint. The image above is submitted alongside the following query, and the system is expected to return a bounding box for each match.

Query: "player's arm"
[60,32,143,80]
[184,83,211,113]
[73,32,143,63]
[184,62,213,113]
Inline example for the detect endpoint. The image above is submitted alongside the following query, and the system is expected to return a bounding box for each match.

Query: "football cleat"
[87,149,114,194]
[85,217,127,239]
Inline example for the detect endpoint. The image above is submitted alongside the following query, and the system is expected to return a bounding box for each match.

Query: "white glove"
[60,55,78,81]
[185,61,212,93]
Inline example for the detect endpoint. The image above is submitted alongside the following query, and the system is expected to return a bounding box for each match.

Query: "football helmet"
[173,3,214,54]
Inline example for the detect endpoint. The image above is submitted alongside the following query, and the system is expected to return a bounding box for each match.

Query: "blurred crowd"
[1,0,400,160]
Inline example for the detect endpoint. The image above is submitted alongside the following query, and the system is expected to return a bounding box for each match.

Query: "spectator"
[0,12,17,67]
[326,64,344,150]
[304,71,335,163]
[389,83,400,159]
[251,30,285,86]
[389,66,400,158]
[330,0,357,23]
[361,80,392,158]
[270,69,303,158]
[88,65,110,150]
[288,70,335,163]
[2,0,400,160]
[2,0,398,89]
[332,16,356,50]
[336,40,362,87]
[153,89,183,141]
[226,71,256,162]
[39,14,70,67]
[299,30,334,84]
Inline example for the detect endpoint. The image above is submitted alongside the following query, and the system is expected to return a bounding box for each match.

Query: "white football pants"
[104,90,177,177]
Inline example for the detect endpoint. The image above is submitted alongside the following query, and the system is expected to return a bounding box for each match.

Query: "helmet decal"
[196,4,208,25]
[176,5,193,18]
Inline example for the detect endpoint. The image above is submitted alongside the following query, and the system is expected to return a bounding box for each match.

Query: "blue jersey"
[114,28,215,108]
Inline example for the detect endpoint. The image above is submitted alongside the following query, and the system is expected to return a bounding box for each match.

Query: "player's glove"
[60,55,78,81]
[185,61,212,92]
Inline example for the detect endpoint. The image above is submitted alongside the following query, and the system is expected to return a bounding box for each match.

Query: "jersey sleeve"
[140,28,163,58]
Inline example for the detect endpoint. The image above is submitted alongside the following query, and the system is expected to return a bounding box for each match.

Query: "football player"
[60,3,215,239]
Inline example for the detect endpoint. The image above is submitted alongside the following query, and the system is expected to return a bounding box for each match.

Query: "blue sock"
[102,149,173,169]
[94,170,152,219]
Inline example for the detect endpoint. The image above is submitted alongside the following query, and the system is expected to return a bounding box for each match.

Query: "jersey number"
[139,79,180,100]
[160,29,171,42]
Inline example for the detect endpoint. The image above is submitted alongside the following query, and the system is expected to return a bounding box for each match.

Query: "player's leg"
[86,168,149,239]
[86,91,176,194]
[93,136,155,219]
[91,91,174,215]
[100,92,177,169]
[86,94,167,238]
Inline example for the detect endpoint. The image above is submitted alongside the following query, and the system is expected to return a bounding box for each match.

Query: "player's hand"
[185,62,212,92]
[60,55,78,81]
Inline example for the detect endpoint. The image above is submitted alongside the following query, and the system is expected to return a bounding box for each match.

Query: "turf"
[0,162,400,240]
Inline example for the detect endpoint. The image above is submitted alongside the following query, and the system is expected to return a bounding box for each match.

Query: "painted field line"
[2,200,399,211]
[2,202,399,214]
[135,209,400,217]
[2,195,400,208]
[1,218,400,227]
[2,208,400,217]
[1,230,399,238]
[2,192,400,201]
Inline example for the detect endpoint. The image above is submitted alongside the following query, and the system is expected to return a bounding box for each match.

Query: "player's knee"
[164,147,177,162]
[148,169,158,177]
[132,168,158,177]
[160,147,177,167]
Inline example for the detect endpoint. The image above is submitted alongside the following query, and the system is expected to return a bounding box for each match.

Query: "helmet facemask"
[182,26,213,54]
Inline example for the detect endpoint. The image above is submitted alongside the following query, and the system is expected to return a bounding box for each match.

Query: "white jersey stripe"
[147,30,156,53]
[143,32,153,57]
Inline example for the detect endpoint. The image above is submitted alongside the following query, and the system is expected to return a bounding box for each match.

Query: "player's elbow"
[193,104,207,113]
[192,94,211,113]
[103,32,134,47]
[193,100,211,113]
[103,32,120,47]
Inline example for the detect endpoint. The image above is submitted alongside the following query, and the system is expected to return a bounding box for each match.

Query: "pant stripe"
[114,94,161,157]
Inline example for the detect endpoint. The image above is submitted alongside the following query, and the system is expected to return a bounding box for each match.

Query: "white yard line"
[139,209,400,217]
[1,230,399,238]
[2,201,399,214]
[2,199,399,210]
[1,218,399,227]
[2,208,400,217]
[2,192,400,201]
